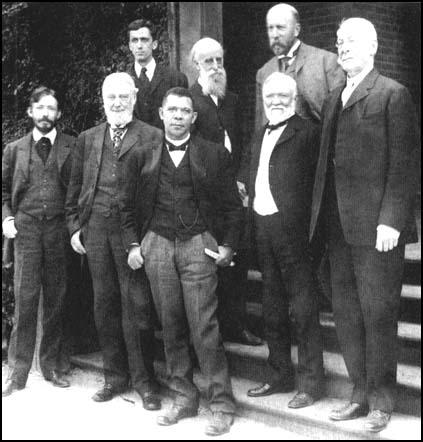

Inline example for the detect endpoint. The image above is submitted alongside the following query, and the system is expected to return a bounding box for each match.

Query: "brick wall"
[223,2,421,143]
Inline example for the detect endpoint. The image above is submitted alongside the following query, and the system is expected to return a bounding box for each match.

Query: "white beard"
[105,109,133,128]
[265,102,296,125]
[200,70,227,99]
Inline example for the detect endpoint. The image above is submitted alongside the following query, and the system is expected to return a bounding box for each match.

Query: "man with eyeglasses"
[120,87,243,436]
[66,73,163,410]
[255,3,345,130]
[310,18,419,432]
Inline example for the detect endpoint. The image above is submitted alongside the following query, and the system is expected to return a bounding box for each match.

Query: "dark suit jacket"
[310,69,419,246]
[65,119,162,236]
[256,42,345,128]
[242,115,320,243]
[2,130,75,222]
[119,134,243,251]
[190,81,243,174]
[127,63,188,129]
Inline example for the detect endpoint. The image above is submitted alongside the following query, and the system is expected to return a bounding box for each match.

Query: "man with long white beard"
[238,72,324,408]
[189,37,262,347]
[66,73,163,409]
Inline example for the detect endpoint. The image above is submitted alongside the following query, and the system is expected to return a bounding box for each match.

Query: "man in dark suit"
[255,3,345,129]
[2,86,73,396]
[120,87,243,436]
[309,18,419,432]
[240,73,324,409]
[189,37,262,347]
[126,19,188,129]
[66,73,162,410]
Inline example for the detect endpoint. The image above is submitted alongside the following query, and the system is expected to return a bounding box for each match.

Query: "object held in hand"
[204,248,235,266]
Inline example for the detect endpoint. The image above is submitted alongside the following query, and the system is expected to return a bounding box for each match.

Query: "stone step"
[70,353,421,440]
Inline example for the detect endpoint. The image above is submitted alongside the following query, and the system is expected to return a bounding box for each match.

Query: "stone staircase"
[71,214,421,439]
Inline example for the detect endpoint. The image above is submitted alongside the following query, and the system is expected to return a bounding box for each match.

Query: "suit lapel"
[93,123,107,167]
[343,69,379,110]
[16,133,33,180]
[149,64,164,94]
[188,137,207,183]
[118,122,140,159]
[294,42,307,74]
[55,132,71,172]
[273,120,297,148]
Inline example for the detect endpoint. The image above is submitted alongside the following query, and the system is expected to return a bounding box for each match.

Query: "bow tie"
[167,140,189,152]
[266,120,288,132]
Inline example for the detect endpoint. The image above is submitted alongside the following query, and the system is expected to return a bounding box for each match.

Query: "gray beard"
[105,109,133,128]
[201,74,227,99]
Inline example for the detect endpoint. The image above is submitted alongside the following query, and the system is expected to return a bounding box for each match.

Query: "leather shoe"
[247,381,295,397]
[329,402,369,421]
[364,410,391,432]
[140,391,161,411]
[288,392,315,409]
[44,371,70,388]
[92,384,125,402]
[157,404,198,426]
[225,329,263,346]
[204,411,234,436]
[2,379,25,397]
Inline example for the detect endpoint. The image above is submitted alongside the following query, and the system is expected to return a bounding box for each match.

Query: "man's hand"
[2,217,17,239]
[128,245,144,270]
[71,230,87,255]
[376,224,400,252]
[215,245,234,267]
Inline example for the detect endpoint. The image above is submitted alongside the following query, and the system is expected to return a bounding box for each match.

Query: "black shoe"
[157,404,198,426]
[204,411,234,436]
[364,410,391,432]
[247,381,295,397]
[44,371,70,388]
[288,392,316,409]
[329,402,369,421]
[92,383,125,402]
[225,329,263,346]
[2,379,25,397]
[140,391,161,411]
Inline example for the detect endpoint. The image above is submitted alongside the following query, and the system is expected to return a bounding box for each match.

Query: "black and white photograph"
[2,2,421,440]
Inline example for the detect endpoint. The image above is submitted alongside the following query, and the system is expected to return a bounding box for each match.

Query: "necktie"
[35,137,52,164]
[167,140,189,152]
[278,56,291,73]
[140,67,149,83]
[112,127,125,156]
[266,120,288,132]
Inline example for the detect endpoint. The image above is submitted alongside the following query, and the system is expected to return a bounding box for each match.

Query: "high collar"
[32,127,57,144]
[134,57,156,80]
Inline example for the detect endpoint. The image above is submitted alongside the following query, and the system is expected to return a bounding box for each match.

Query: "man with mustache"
[240,73,324,409]
[66,73,163,410]
[2,86,73,396]
[126,19,188,129]
[255,3,345,130]
[310,18,419,432]
[189,37,262,347]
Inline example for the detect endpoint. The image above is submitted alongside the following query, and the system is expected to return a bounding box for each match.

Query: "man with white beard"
[239,73,324,408]
[189,37,263,347]
[66,73,163,409]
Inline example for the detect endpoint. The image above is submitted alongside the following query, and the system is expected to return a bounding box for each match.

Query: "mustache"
[36,117,54,123]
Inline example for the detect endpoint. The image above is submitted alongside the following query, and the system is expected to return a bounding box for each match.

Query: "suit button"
[332,158,336,166]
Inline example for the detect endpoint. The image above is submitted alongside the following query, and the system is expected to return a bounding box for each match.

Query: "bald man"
[242,73,324,408]
[66,73,163,409]
[255,3,344,130]
[310,18,419,432]
[189,37,262,347]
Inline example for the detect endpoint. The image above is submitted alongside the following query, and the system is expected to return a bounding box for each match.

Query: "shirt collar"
[32,127,57,145]
[278,39,301,59]
[166,133,190,147]
[134,58,156,79]
[346,63,374,89]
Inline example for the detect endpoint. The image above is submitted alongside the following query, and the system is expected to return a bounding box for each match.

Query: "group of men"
[2,3,419,436]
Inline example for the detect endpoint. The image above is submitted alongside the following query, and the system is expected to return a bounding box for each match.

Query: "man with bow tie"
[120,87,243,436]
[189,37,262,347]
[239,72,324,409]
[255,3,344,130]
[66,73,163,410]
[2,86,74,396]
[126,19,188,129]
[310,18,419,432]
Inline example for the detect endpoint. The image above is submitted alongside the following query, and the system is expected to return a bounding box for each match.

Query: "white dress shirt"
[166,134,190,167]
[135,58,156,82]
[253,124,288,216]
[341,63,374,106]
[278,39,301,68]
[33,127,57,145]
